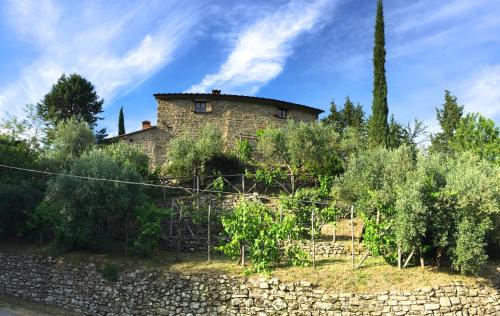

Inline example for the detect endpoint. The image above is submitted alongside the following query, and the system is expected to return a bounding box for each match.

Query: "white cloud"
[458,65,500,119]
[188,0,335,94]
[0,0,204,120]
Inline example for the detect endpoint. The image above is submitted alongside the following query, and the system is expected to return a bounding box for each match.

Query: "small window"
[276,108,287,119]
[194,101,207,113]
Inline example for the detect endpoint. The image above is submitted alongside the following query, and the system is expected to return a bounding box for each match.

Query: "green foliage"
[0,104,46,149]
[452,218,489,275]
[42,148,145,250]
[0,135,43,239]
[431,90,464,153]
[257,121,343,179]
[37,73,104,129]
[133,202,170,256]
[322,97,365,133]
[368,0,389,147]
[219,198,307,272]
[43,118,95,171]
[165,124,243,178]
[450,113,499,164]
[103,142,153,181]
[118,107,125,136]
[236,139,252,161]
[279,188,340,237]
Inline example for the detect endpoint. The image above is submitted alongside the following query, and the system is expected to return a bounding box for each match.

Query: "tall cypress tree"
[118,107,125,135]
[368,0,389,147]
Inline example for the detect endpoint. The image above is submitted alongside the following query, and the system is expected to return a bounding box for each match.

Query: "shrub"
[133,202,171,256]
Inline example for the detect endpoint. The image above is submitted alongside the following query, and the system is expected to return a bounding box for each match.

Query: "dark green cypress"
[118,107,125,135]
[368,0,389,147]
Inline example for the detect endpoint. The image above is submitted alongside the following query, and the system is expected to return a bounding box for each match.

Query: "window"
[194,101,207,113]
[276,108,287,119]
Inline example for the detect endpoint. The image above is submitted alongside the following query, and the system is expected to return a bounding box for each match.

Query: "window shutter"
[206,101,213,112]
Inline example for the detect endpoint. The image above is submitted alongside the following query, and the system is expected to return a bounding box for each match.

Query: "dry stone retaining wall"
[0,252,498,315]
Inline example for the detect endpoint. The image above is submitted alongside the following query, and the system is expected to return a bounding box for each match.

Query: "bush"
[133,202,170,256]
[42,148,145,250]
[219,198,307,272]
[0,135,43,239]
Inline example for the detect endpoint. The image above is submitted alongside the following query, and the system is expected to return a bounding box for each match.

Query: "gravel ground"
[0,295,80,316]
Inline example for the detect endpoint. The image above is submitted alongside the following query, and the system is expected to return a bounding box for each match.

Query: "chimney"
[211,89,221,95]
[142,120,151,130]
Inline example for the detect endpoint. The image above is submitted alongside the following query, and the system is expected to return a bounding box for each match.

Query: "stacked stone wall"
[1,252,498,315]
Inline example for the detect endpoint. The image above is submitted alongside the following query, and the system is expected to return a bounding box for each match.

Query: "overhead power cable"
[0,163,334,207]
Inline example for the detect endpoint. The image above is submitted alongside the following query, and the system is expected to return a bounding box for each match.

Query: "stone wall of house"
[156,97,318,144]
[114,127,171,165]
[1,252,499,316]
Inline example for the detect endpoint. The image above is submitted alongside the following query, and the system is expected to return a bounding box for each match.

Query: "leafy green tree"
[166,124,243,179]
[118,107,125,136]
[321,100,343,132]
[368,0,389,147]
[334,145,415,262]
[103,142,153,181]
[37,73,104,129]
[43,118,95,171]
[257,121,343,191]
[0,104,45,149]
[40,147,146,250]
[0,135,43,239]
[443,153,499,273]
[322,97,365,134]
[431,90,464,153]
[387,114,403,148]
[450,113,499,164]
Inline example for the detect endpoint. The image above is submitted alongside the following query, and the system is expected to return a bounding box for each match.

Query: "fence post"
[176,205,182,262]
[170,199,174,237]
[196,176,200,194]
[207,204,211,263]
[351,205,355,269]
[311,208,316,268]
[241,174,245,194]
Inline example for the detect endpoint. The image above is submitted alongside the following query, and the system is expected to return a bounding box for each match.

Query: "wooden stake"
[403,250,415,268]
[176,205,182,262]
[311,209,316,268]
[397,245,402,269]
[241,175,245,194]
[351,205,355,269]
[355,250,371,270]
[241,245,245,267]
[207,205,211,263]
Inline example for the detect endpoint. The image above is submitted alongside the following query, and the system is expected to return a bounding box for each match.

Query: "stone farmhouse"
[108,90,323,165]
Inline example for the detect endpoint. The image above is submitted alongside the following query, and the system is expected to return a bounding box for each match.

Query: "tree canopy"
[37,73,104,129]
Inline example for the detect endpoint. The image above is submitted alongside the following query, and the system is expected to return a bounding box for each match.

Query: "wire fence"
[0,163,361,267]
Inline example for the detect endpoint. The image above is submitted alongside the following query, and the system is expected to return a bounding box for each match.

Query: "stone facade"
[1,252,499,316]
[113,127,170,165]
[108,93,322,165]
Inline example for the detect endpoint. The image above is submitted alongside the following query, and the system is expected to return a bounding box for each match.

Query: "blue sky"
[1,0,499,136]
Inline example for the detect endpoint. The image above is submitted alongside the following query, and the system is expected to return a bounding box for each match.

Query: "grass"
[1,240,498,293]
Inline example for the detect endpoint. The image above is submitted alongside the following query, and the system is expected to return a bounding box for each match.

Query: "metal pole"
[207,205,211,263]
[351,205,355,269]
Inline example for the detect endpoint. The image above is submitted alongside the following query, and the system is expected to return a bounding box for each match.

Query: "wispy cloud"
[0,0,204,118]
[188,0,335,94]
[458,65,500,119]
